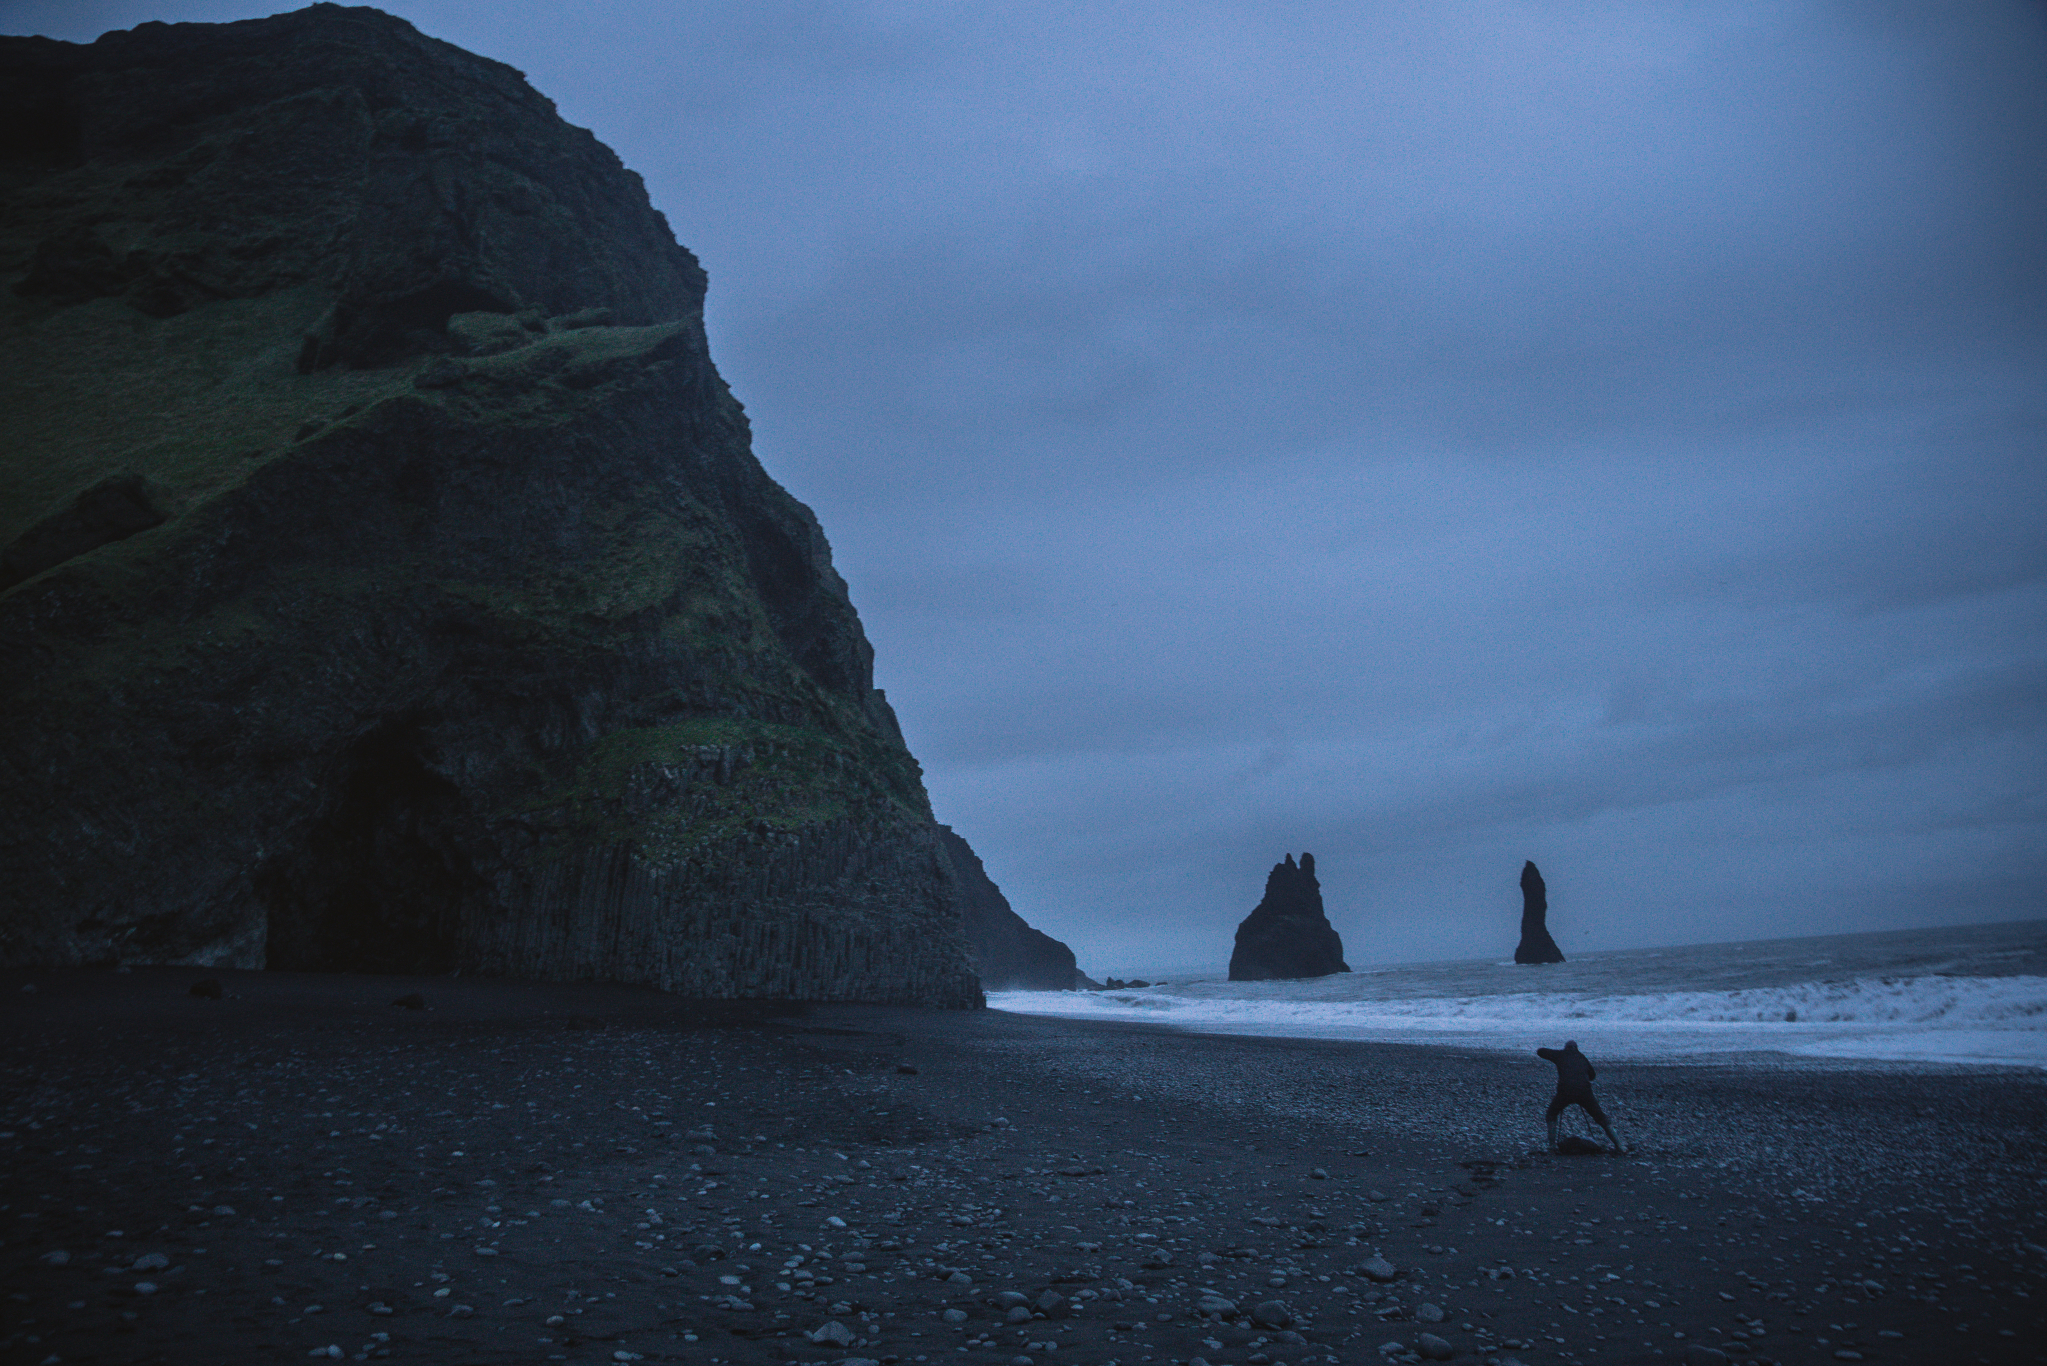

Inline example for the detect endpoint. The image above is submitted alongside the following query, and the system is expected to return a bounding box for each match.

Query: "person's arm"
[1537,1047,1559,1062]
[1586,1062,1596,1080]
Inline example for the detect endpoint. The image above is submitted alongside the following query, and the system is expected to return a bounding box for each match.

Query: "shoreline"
[983,926,2047,1073]
[4,968,2043,1366]
[985,1000,2047,1076]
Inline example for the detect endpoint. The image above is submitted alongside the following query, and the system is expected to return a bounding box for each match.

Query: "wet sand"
[3,967,2043,1366]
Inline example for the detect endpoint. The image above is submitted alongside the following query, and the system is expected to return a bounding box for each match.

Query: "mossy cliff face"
[0,6,982,1005]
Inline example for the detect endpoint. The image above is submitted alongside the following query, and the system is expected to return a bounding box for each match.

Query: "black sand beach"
[3,969,2042,1366]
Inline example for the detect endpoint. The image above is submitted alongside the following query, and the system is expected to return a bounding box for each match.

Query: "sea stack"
[1227,853,1351,981]
[1514,860,1566,964]
[0,7,981,1005]
[937,826,1083,991]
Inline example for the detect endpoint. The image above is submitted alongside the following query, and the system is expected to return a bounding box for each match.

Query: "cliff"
[0,5,982,1005]
[1514,860,1565,964]
[1227,852,1350,981]
[937,826,1081,991]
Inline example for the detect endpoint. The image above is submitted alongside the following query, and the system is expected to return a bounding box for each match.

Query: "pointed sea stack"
[1514,860,1566,964]
[1227,852,1351,981]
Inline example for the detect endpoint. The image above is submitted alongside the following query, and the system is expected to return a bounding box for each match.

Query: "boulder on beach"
[1513,861,1566,964]
[1228,853,1350,981]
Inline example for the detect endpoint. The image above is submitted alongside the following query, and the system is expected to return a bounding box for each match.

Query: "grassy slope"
[3,292,932,874]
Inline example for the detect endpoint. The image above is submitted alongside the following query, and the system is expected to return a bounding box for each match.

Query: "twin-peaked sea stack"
[0,5,1006,1004]
[1227,853,1351,981]
[1514,860,1566,964]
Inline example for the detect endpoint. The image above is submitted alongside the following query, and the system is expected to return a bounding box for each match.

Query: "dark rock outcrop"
[1227,852,1350,981]
[0,6,981,1006]
[937,826,1080,991]
[1514,861,1566,964]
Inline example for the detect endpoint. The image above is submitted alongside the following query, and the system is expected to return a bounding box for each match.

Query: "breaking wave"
[989,972,2047,1069]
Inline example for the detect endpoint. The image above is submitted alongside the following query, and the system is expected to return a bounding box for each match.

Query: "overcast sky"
[16,1,2046,973]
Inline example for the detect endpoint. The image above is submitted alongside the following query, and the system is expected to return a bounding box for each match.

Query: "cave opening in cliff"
[258,719,479,974]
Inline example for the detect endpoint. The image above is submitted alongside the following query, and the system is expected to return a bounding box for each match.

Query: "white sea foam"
[989,971,2047,1069]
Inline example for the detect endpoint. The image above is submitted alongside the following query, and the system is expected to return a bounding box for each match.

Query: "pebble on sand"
[809,1320,855,1346]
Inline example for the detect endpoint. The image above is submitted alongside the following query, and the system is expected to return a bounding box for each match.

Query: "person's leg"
[1586,1099,1624,1152]
[1545,1094,1567,1151]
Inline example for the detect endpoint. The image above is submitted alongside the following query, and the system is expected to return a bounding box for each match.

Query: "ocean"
[990,918,2047,1069]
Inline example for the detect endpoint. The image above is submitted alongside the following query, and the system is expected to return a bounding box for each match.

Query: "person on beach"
[1537,1039,1626,1153]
